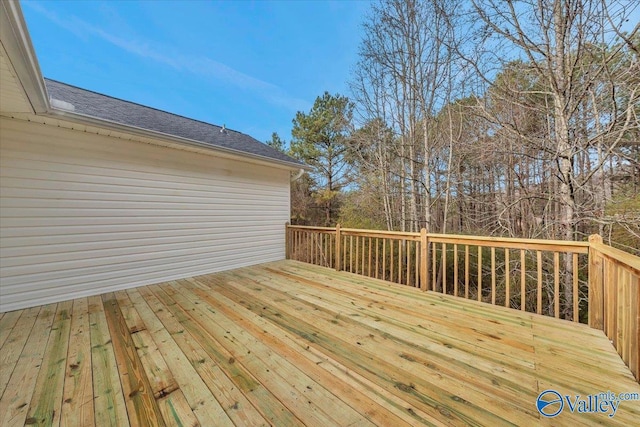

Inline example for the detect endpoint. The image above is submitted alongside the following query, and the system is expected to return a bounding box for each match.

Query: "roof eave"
[0,1,49,114]
[46,107,311,171]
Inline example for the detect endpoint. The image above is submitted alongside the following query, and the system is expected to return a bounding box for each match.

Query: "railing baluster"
[360,236,364,274]
[554,252,560,318]
[573,252,579,322]
[324,233,328,267]
[363,237,367,277]
[398,240,407,284]
[415,241,420,288]
[407,241,412,287]
[313,232,317,265]
[604,256,611,333]
[332,233,336,268]
[390,239,394,283]
[360,236,367,276]
[397,239,400,284]
[432,242,437,291]
[478,246,483,302]
[327,234,331,267]
[359,236,362,274]
[491,247,496,305]
[375,238,379,279]
[465,245,470,299]
[521,249,526,311]
[454,244,459,297]
[398,239,403,285]
[397,239,401,284]
[382,239,386,281]
[612,263,618,341]
[505,249,510,308]
[442,243,447,294]
[368,237,372,277]
[349,235,354,273]
[537,251,542,315]
[355,235,359,274]
[343,235,347,271]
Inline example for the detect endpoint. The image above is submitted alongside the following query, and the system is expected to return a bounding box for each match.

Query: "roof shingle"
[44,78,303,167]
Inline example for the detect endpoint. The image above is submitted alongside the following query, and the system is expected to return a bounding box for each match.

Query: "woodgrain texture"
[1,260,638,426]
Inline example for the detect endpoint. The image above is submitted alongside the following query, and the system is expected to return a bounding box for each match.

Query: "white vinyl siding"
[0,116,291,312]
[0,49,33,113]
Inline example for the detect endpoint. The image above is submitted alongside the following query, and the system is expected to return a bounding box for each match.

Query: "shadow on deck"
[1,260,639,426]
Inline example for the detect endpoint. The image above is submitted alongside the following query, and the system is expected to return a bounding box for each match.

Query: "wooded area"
[271,1,639,323]
[270,0,639,259]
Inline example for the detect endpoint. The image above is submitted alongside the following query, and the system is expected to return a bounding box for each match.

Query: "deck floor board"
[1,260,638,426]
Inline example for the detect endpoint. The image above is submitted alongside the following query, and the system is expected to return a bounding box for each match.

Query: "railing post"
[335,224,342,271]
[588,234,604,330]
[285,222,290,260]
[420,228,429,291]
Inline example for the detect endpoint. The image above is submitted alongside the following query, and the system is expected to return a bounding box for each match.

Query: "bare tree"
[469,0,639,318]
[351,0,463,232]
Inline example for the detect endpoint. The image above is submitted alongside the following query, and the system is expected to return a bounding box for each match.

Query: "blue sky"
[22,0,371,145]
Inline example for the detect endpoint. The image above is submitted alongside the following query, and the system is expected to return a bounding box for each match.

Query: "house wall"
[0,116,291,312]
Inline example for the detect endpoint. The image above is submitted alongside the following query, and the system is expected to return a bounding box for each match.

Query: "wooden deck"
[1,260,638,426]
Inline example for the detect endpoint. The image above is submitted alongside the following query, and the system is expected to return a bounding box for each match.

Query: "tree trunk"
[423,117,432,231]
[553,1,576,319]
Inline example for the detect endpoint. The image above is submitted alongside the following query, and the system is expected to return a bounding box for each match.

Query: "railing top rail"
[590,241,640,275]
[287,225,421,240]
[288,225,591,253]
[287,225,337,232]
[341,228,421,240]
[427,233,590,253]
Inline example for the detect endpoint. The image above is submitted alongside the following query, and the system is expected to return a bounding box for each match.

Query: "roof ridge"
[44,77,246,136]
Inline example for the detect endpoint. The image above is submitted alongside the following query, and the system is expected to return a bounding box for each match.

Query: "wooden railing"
[286,224,640,381]
[286,225,427,288]
[427,233,589,321]
[588,234,640,381]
